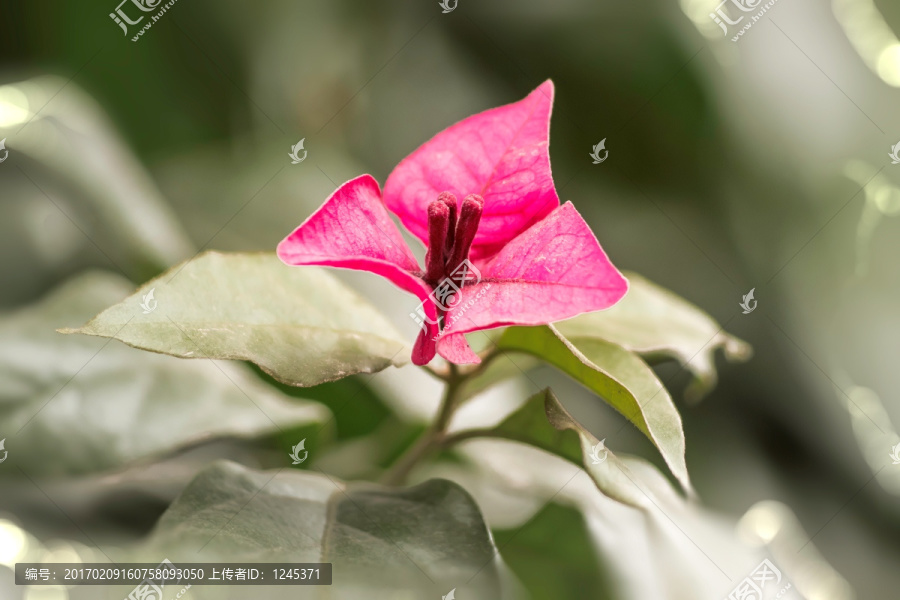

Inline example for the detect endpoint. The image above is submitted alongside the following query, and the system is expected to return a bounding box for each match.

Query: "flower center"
[424,192,483,286]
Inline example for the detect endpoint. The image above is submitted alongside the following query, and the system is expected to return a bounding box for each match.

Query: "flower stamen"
[425,192,482,286]
[447,194,483,271]
[424,200,451,284]
[438,191,457,261]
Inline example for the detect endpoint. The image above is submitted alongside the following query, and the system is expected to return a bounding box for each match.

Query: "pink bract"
[384,80,560,264]
[277,80,628,366]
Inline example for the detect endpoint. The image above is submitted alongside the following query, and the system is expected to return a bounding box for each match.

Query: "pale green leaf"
[556,273,751,401]
[131,461,509,599]
[453,388,673,509]
[495,326,691,493]
[426,437,776,600]
[63,252,409,387]
[0,271,330,476]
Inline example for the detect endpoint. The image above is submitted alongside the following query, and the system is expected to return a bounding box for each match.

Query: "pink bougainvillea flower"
[277,80,628,365]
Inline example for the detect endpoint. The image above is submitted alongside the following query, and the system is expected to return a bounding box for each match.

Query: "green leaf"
[556,272,751,401]
[494,328,691,494]
[457,388,681,508]
[133,461,508,598]
[427,435,777,600]
[62,251,410,387]
[0,271,331,476]
[492,503,613,600]
[253,365,394,441]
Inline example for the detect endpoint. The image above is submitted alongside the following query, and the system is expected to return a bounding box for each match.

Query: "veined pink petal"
[384,80,560,263]
[435,202,628,362]
[436,332,481,364]
[277,175,418,270]
[276,174,441,365]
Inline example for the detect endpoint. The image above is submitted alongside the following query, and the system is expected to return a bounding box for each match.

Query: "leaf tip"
[723,335,753,362]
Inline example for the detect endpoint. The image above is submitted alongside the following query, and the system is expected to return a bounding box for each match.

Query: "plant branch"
[380,364,463,486]
[422,363,451,382]
[439,428,495,448]
[459,344,503,379]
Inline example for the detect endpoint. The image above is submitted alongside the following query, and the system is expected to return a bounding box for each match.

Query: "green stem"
[439,427,494,448]
[381,364,463,486]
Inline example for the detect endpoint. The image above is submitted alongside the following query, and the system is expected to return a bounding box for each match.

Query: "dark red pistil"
[447,194,483,272]
[438,191,457,260]
[424,192,483,286]
[424,200,450,283]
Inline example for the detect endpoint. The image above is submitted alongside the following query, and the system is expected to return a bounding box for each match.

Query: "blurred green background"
[2,0,900,598]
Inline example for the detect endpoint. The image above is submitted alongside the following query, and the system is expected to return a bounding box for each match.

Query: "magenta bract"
[278,81,628,365]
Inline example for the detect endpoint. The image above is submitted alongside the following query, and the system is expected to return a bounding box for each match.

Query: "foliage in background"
[3,0,900,598]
